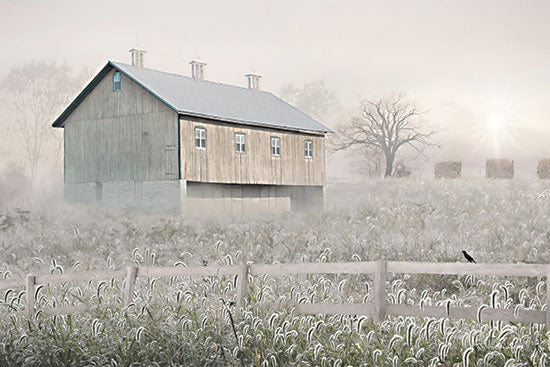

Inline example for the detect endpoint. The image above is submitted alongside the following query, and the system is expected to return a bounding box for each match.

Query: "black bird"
[462,250,476,264]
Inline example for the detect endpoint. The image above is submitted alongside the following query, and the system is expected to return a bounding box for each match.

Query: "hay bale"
[434,161,462,179]
[486,159,514,179]
[537,159,550,179]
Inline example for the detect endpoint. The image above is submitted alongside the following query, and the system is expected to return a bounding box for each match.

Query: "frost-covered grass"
[0,178,549,366]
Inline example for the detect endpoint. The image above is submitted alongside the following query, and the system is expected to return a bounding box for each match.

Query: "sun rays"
[468,91,523,159]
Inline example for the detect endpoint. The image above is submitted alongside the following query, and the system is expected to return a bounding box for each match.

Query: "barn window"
[195,127,206,149]
[305,140,313,158]
[113,71,121,91]
[271,136,281,156]
[235,132,246,153]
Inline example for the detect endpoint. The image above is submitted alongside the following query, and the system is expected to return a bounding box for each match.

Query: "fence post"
[26,274,35,318]
[236,264,249,308]
[374,260,387,324]
[546,266,550,330]
[124,266,138,307]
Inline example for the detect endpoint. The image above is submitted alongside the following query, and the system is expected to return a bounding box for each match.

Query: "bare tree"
[0,62,89,181]
[279,80,338,121]
[349,145,385,178]
[330,95,437,177]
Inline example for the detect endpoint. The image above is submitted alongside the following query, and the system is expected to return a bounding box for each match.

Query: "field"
[1,179,550,366]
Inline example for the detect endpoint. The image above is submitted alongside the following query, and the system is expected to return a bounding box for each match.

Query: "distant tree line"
[0,62,89,183]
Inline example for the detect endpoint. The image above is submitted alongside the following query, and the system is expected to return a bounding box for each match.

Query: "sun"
[476,109,520,158]
[467,98,520,159]
[487,114,506,135]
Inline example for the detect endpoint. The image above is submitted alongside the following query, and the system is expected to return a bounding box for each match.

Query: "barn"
[52,48,332,215]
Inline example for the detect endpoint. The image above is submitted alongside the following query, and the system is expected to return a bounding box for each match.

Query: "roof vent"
[190,58,206,80]
[129,47,146,68]
[245,71,261,90]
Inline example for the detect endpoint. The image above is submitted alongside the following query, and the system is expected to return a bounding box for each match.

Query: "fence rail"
[249,261,377,276]
[1,261,549,326]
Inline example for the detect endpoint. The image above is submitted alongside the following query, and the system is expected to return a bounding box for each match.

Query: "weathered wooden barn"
[52,49,332,214]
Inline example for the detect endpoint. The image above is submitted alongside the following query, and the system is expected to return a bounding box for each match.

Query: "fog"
[3,4,550,363]
[1,0,550,200]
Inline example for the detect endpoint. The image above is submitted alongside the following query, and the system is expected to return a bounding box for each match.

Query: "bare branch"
[0,62,90,181]
[330,94,438,177]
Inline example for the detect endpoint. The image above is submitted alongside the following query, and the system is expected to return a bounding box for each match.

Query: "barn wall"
[64,180,323,215]
[184,182,291,215]
[181,116,326,186]
[184,182,324,215]
[288,185,325,211]
[64,180,184,215]
[63,68,179,183]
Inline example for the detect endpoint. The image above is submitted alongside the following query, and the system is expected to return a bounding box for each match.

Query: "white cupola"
[245,71,261,90]
[190,58,206,80]
[129,47,146,68]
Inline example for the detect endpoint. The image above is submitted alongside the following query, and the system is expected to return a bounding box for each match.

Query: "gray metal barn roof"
[52,61,332,134]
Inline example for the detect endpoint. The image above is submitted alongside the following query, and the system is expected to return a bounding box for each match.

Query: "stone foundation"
[64,180,324,215]
[64,180,184,215]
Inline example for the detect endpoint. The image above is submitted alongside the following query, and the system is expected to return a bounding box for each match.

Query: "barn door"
[164,144,178,178]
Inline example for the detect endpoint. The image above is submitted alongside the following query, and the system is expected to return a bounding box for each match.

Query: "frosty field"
[1,179,549,366]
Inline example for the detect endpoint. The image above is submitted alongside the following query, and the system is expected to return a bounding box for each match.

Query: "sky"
[1,0,549,178]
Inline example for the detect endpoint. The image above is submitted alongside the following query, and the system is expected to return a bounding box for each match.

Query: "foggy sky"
[1,0,549,177]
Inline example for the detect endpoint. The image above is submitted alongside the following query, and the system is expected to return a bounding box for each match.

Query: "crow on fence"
[462,250,476,264]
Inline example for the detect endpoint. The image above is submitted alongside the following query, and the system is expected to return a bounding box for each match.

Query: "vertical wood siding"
[62,67,326,186]
[63,69,179,183]
[181,117,326,186]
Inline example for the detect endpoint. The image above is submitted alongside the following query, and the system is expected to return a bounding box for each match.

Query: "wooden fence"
[1,261,549,327]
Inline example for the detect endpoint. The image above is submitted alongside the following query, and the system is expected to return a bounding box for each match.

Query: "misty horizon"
[1,0,550,179]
